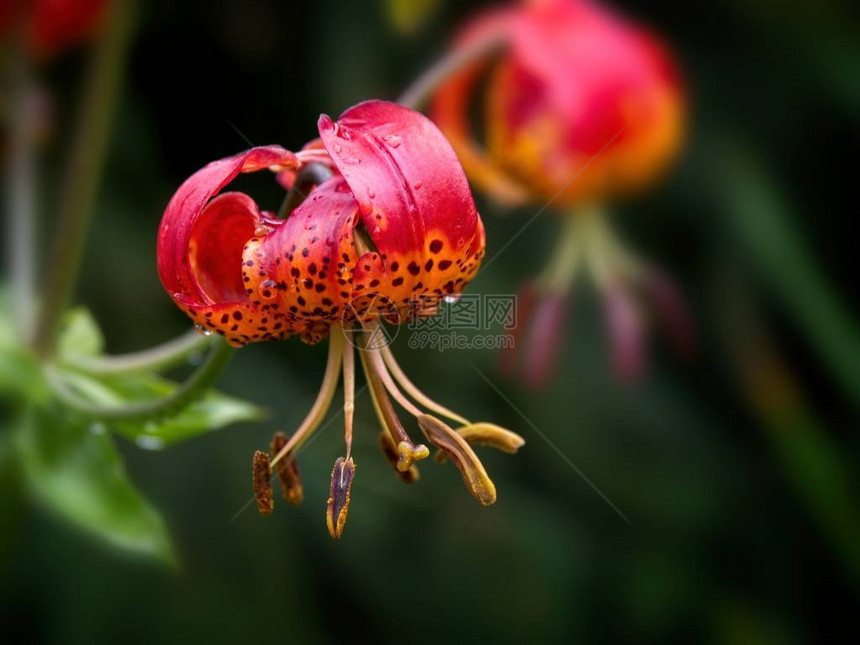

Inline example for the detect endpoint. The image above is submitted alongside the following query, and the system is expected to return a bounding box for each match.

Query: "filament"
[271,329,344,467]
[342,326,356,460]
[361,328,423,418]
[379,344,470,427]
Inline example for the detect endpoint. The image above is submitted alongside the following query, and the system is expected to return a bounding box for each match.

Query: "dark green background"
[2,0,858,642]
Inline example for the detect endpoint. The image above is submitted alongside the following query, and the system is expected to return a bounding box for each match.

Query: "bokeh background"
[2,0,858,642]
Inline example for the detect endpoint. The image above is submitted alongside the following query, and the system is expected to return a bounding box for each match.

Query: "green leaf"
[111,372,264,446]
[16,403,176,565]
[54,368,264,447]
[0,298,46,402]
[58,307,106,359]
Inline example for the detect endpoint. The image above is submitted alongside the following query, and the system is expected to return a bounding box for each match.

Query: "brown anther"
[252,450,274,516]
[418,414,497,506]
[379,433,420,484]
[436,423,525,462]
[326,457,356,539]
[270,432,303,506]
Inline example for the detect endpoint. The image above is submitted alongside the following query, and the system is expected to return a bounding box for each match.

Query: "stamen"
[271,329,344,467]
[270,432,303,506]
[435,422,525,463]
[359,324,423,417]
[357,343,429,471]
[342,326,356,460]
[380,344,470,427]
[418,414,497,506]
[252,450,274,516]
[326,457,356,539]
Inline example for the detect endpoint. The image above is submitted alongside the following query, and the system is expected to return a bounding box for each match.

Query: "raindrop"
[444,294,462,304]
[135,435,165,451]
[343,157,361,165]
[384,134,402,148]
[334,144,342,154]
[367,188,376,199]
[194,324,213,336]
[413,181,422,190]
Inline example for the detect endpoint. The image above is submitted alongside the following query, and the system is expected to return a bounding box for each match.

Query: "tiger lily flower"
[432,0,692,386]
[157,100,523,538]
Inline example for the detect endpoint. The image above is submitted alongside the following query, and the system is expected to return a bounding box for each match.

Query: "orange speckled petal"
[318,100,485,305]
[249,176,361,339]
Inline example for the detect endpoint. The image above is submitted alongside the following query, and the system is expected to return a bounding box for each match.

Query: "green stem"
[397,30,505,110]
[4,38,37,342]
[61,329,214,376]
[46,337,235,421]
[33,0,137,357]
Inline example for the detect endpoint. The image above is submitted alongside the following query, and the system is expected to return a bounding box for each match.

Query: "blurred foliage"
[1,0,859,643]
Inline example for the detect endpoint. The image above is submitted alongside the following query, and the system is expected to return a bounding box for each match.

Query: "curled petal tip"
[317,113,335,132]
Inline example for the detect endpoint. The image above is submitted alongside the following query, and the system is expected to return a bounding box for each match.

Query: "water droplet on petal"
[367,188,375,199]
[343,157,361,165]
[334,144,342,154]
[194,324,213,336]
[444,294,462,304]
[384,134,402,148]
[413,181,422,190]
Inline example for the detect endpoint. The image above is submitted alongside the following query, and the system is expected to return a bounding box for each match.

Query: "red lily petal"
[318,100,485,308]
[157,145,297,306]
[489,0,683,205]
[430,50,531,206]
[248,176,360,341]
[157,145,298,344]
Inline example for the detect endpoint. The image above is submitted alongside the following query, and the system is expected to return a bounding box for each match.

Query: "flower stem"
[33,0,137,357]
[46,336,235,421]
[4,38,37,342]
[397,30,505,110]
[61,329,213,376]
